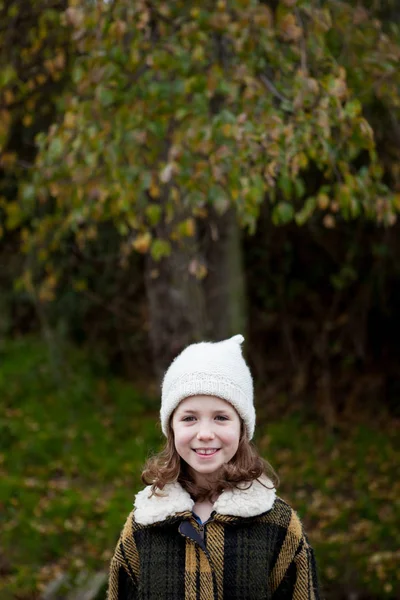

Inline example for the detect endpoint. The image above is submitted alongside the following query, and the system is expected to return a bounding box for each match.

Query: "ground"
[0,337,398,599]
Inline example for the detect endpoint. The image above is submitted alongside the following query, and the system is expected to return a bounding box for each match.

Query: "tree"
[4,0,399,373]
[0,0,72,339]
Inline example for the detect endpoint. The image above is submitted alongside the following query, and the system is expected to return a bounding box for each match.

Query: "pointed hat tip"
[230,334,244,344]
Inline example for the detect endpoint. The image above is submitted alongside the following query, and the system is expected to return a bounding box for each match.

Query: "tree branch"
[259,73,289,105]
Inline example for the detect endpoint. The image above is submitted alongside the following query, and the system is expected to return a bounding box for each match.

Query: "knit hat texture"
[161,334,255,439]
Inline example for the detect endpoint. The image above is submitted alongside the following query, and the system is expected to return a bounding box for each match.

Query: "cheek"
[221,425,241,447]
[173,426,193,449]
[234,419,242,438]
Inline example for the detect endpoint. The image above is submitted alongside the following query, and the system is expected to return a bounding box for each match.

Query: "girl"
[108,335,320,599]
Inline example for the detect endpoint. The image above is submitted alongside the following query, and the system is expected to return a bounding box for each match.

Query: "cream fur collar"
[134,477,276,526]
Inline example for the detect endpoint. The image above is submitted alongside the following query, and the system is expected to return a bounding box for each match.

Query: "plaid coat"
[108,478,320,600]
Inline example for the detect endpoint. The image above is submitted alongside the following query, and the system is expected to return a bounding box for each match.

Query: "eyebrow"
[180,409,231,415]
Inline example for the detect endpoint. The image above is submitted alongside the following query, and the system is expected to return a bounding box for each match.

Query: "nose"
[196,424,215,441]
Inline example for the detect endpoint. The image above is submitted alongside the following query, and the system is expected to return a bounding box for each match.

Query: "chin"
[196,463,223,474]
[199,467,219,474]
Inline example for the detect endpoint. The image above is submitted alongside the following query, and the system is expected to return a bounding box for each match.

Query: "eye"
[182,416,196,422]
[215,415,229,421]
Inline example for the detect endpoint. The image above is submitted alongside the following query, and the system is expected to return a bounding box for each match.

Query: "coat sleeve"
[271,533,321,599]
[107,512,140,600]
[107,555,138,600]
[269,500,321,600]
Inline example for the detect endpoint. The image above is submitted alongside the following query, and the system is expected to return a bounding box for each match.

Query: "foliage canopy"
[1,0,400,298]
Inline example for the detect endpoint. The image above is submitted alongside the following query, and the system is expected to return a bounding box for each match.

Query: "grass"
[0,337,399,599]
[258,418,400,598]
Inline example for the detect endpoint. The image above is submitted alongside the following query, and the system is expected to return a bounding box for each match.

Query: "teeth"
[196,449,218,455]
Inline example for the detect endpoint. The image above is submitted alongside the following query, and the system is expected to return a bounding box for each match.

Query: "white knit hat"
[161,334,255,439]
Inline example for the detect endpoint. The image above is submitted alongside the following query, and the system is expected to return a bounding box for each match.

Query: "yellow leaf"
[22,270,34,294]
[4,90,14,105]
[73,279,88,291]
[279,14,302,42]
[193,46,204,61]
[54,52,66,70]
[297,153,308,169]
[149,182,160,199]
[253,6,273,27]
[171,187,180,203]
[44,59,55,74]
[110,20,127,38]
[133,232,152,253]
[23,114,33,127]
[36,74,47,85]
[159,4,170,17]
[317,194,329,210]
[49,183,60,197]
[179,218,195,237]
[86,226,97,240]
[265,161,278,176]
[38,288,55,302]
[64,112,77,129]
[193,206,208,218]
[0,152,16,167]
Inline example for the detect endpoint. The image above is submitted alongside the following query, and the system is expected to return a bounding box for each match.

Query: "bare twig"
[259,74,289,104]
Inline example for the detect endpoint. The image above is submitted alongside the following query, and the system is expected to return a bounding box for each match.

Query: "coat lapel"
[133,477,276,525]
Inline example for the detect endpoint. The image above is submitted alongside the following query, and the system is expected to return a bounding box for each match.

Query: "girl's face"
[171,395,241,485]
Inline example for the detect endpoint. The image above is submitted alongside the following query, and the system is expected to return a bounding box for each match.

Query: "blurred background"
[0,0,399,598]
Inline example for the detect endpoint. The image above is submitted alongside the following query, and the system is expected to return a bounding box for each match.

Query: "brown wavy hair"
[142,421,279,502]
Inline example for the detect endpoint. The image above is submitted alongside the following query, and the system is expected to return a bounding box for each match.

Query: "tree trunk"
[144,237,207,381]
[203,206,247,340]
[145,207,247,379]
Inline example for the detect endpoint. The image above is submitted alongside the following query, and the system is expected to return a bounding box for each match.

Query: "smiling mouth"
[193,448,221,456]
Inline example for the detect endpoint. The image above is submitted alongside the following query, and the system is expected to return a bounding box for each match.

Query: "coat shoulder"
[112,509,141,580]
[260,495,305,540]
[119,509,143,543]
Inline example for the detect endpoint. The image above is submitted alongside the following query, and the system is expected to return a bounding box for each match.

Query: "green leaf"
[344,99,362,119]
[294,178,306,199]
[48,138,63,161]
[85,153,97,168]
[208,186,229,214]
[5,201,23,230]
[272,202,294,225]
[146,205,162,226]
[176,108,190,120]
[72,65,84,84]
[150,239,171,261]
[98,87,114,107]
[278,173,293,200]
[22,184,35,203]
[295,196,316,226]
[0,65,16,86]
